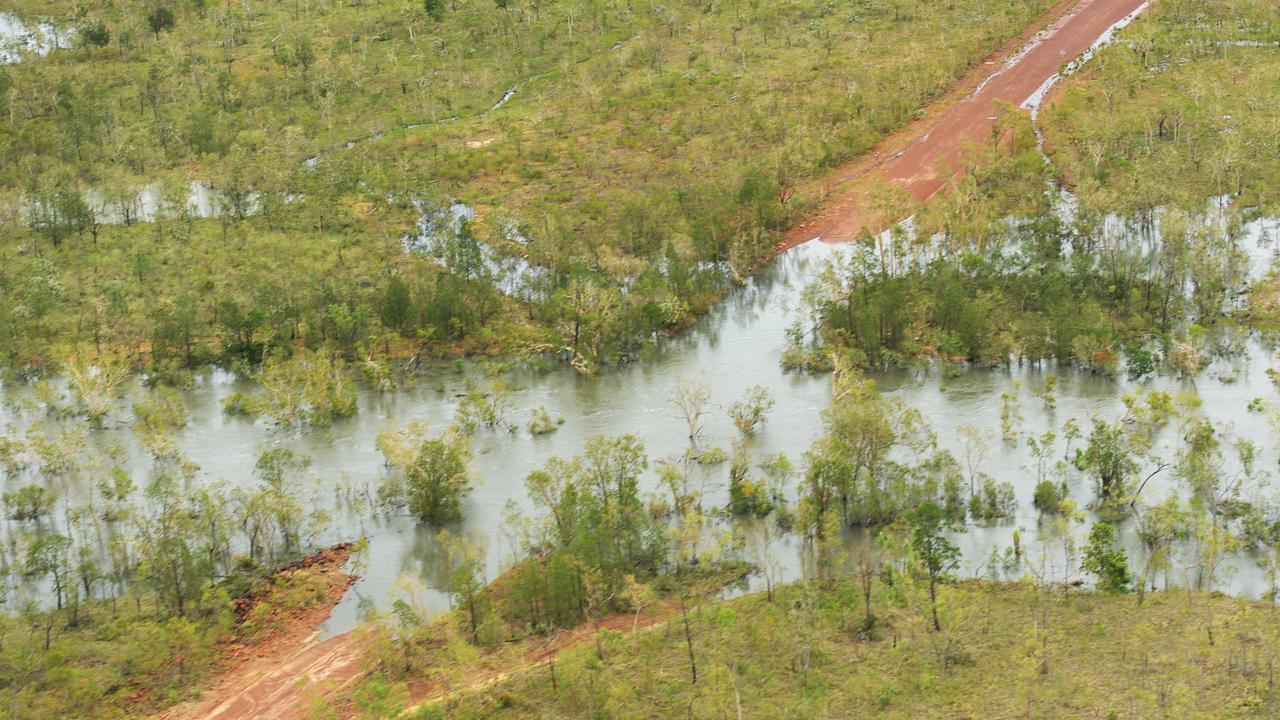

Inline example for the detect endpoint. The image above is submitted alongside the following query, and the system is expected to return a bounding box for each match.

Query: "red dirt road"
[161,632,367,720]
[786,0,1150,245]
[160,546,365,720]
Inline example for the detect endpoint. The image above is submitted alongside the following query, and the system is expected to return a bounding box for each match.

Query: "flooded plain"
[3,206,1280,635]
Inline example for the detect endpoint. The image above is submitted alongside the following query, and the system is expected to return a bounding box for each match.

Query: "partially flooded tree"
[1081,522,1129,593]
[1075,420,1138,503]
[1133,496,1189,603]
[436,530,488,644]
[406,433,474,524]
[672,373,712,442]
[728,384,775,436]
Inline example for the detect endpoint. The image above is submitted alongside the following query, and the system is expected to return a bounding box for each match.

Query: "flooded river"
[4,10,1280,628]
[3,209,1280,635]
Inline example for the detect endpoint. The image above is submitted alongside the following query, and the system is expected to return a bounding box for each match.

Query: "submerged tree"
[672,373,712,442]
[728,385,775,436]
[406,434,474,523]
[1076,420,1138,502]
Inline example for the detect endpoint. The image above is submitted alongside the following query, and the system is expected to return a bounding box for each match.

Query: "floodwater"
[0,12,69,64]
[3,205,1280,636]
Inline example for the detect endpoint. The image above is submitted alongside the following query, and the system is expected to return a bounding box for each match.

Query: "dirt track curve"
[785,0,1150,245]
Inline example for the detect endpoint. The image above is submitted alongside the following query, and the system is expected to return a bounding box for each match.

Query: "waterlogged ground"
[3,208,1280,635]
[0,11,69,64]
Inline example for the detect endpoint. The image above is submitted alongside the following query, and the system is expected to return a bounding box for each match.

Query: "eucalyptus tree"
[908,501,960,632]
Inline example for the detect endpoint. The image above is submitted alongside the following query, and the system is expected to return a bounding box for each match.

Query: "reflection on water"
[0,12,70,64]
[3,216,1280,637]
[81,181,233,224]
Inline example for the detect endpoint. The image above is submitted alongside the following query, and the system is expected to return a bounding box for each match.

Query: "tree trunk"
[680,598,697,684]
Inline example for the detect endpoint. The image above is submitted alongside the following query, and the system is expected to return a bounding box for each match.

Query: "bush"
[406,436,473,523]
[79,21,111,48]
[1032,480,1066,515]
[968,478,1016,522]
[527,407,561,435]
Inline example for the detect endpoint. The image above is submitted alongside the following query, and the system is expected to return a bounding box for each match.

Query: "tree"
[728,385,775,435]
[909,501,959,631]
[1076,420,1137,501]
[1081,522,1129,593]
[1134,496,1189,603]
[147,6,175,36]
[406,435,473,523]
[24,534,72,611]
[138,475,211,617]
[436,530,487,644]
[855,532,887,633]
[424,0,446,21]
[3,485,55,520]
[672,373,711,442]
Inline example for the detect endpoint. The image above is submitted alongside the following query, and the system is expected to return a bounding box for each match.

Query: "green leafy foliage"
[1082,522,1130,593]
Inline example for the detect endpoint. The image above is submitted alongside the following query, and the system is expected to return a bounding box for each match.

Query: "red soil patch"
[782,0,1150,248]
[160,543,364,720]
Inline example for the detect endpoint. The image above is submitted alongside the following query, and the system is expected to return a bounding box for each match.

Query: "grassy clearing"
[440,579,1280,719]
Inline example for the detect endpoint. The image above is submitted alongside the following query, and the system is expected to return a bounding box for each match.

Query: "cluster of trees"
[0,438,331,717]
[0,365,352,717]
[797,361,1015,536]
[789,133,1250,373]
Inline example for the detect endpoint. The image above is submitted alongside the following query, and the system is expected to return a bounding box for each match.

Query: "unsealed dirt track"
[159,546,364,720]
[785,0,1150,246]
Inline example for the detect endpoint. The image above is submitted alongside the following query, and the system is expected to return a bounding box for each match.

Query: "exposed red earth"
[784,0,1150,246]
[158,544,364,720]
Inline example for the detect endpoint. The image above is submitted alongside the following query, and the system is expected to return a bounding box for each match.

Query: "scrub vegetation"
[440,580,1280,718]
[0,0,1057,373]
[4,1,1280,719]
[1044,0,1280,216]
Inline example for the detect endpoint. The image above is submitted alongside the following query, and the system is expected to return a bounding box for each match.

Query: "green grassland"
[443,579,1280,719]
